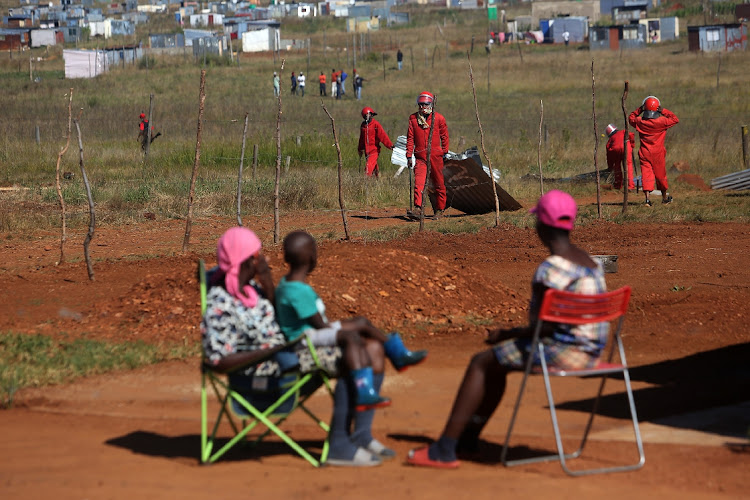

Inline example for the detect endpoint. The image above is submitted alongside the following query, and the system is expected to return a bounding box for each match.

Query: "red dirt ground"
[1,194,749,499]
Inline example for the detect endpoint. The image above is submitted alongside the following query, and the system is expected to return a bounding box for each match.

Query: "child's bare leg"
[337,330,370,370]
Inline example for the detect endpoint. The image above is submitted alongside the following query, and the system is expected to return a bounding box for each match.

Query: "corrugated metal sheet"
[711,168,750,190]
[550,17,588,43]
[390,137,521,214]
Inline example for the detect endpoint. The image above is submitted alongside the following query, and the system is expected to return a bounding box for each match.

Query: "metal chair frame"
[500,285,645,476]
[198,260,334,467]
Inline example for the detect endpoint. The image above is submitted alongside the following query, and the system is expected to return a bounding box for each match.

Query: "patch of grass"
[0,332,198,408]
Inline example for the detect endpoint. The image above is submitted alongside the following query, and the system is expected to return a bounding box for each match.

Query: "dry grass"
[1,9,749,235]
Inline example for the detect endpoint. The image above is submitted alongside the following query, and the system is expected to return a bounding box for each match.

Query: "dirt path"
[1,208,749,499]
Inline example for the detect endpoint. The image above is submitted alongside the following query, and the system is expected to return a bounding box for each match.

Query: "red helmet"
[417,92,434,105]
[361,106,376,118]
[605,124,618,137]
[139,113,146,119]
[643,96,660,111]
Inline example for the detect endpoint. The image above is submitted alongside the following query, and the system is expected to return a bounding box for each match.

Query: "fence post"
[35,124,40,145]
[252,144,258,179]
[742,125,749,171]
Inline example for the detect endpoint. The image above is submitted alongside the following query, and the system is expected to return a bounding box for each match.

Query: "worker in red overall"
[628,96,679,206]
[358,107,394,178]
[604,123,635,191]
[406,91,450,220]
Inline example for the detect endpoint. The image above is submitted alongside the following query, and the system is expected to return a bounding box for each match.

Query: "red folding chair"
[500,286,645,476]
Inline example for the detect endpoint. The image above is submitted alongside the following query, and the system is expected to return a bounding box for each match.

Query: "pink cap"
[530,190,577,231]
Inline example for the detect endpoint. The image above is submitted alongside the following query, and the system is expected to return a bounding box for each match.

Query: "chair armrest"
[202,336,304,375]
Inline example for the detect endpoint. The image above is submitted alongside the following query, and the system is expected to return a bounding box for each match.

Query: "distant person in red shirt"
[318,72,327,96]
[358,107,394,178]
[604,123,635,191]
[406,91,450,220]
[629,96,679,206]
[137,112,160,150]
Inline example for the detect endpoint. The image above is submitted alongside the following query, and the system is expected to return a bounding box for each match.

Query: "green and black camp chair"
[199,259,335,467]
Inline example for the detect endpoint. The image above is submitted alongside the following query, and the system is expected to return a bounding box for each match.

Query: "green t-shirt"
[275,276,328,341]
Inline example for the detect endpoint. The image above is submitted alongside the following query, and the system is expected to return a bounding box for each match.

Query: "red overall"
[358,119,393,177]
[406,111,449,210]
[628,108,679,192]
[605,129,635,190]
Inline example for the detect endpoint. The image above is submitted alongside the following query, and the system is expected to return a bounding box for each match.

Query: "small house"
[30,28,64,47]
[590,23,647,50]
[688,24,748,52]
[0,28,30,50]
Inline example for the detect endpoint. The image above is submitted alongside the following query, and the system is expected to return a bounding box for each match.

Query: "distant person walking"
[290,71,297,96]
[340,69,348,96]
[358,107,394,178]
[331,68,338,98]
[562,30,570,46]
[272,72,280,97]
[629,95,679,206]
[297,71,306,97]
[319,72,327,96]
[137,112,160,150]
[354,73,365,100]
[397,49,403,71]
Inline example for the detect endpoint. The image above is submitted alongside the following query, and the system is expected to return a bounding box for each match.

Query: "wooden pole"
[182,69,206,253]
[516,39,523,63]
[538,100,544,197]
[74,119,95,281]
[273,60,285,244]
[621,81,630,212]
[55,89,74,265]
[352,34,356,69]
[144,93,154,163]
[487,48,490,94]
[321,102,350,240]
[468,52,500,227]
[716,54,721,90]
[591,60,601,218]
[252,143,258,179]
[741,125,748,170]
[410,47,414,73]
[382,52,386,81]
[237,112,249,226]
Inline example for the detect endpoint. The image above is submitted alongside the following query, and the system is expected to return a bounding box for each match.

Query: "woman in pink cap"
[406,190,608,469]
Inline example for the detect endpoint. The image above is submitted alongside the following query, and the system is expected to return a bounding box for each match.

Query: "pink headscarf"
[216,227,262,308]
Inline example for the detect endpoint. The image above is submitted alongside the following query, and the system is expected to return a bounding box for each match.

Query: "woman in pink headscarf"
[201,227,388,467]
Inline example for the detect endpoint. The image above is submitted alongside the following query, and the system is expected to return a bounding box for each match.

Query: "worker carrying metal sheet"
[406,91,450,220]
[358,107,394,178]
[628,96,679,206]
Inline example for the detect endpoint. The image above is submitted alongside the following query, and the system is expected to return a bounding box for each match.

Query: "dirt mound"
[676,173,711,191]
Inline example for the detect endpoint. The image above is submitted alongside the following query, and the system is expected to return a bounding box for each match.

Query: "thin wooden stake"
[410,47,414,74]
[592,60,601,218]
[468,53,500,227]
[237,112,249,226]
[273,60,285,244]
[621,81,630,212]
[538,100,544,197]
[55,89,74,265]
[252,143,258,179]
[74,119,95,281]
[144,93,154,163]
[382,52,386,81]
[716,54,721,89]
[321,102,350,240]
[183,69,206,253]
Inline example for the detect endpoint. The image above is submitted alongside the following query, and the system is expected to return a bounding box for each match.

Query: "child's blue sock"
[384,332,428,372]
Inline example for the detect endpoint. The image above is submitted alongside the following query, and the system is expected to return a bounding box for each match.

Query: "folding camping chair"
[198,260,335,467]
[500,286,645,476]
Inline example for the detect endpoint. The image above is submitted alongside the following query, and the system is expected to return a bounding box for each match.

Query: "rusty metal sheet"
[427,148,523,214]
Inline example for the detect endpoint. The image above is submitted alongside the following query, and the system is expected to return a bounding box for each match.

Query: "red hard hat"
[361,106,376,118]
[605,124,618,137]
[417,92,434,105]
[643,96,660,111]
[139,113,146,119]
